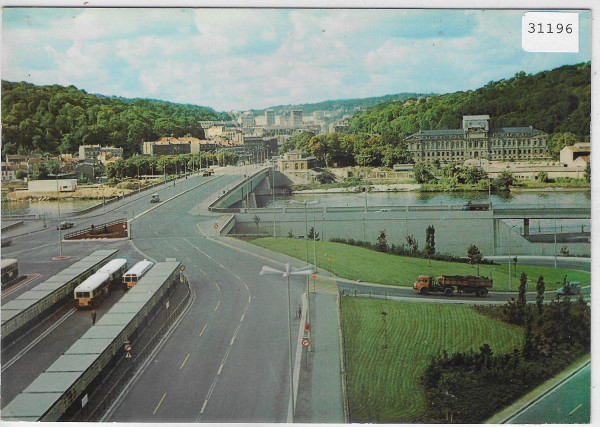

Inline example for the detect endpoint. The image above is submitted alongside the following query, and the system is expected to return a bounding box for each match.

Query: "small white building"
[28,179,77,192]
[560,143,590,167]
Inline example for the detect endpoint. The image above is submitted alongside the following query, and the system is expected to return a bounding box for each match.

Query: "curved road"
[2,167,590,423]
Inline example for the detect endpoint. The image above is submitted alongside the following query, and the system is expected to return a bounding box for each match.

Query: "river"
[259,189,591,235]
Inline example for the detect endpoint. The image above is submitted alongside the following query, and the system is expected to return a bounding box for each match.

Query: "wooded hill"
[348,63,591,138]
[1,80,227,157]
[249,92,428,116]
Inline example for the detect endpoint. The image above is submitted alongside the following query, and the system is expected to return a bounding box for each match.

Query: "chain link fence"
[74,275,191,421]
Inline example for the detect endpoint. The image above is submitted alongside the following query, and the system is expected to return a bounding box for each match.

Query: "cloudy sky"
[1,7,591,111]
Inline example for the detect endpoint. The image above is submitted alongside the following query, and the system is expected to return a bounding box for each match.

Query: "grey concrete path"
[295,292,345,423]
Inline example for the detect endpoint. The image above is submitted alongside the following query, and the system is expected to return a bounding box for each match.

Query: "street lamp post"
[56,180,63,258]
[290,199,319,326]
[508,224,518,291]
[260,263,315,423]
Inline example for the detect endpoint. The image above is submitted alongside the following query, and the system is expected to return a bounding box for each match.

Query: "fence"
[75,275,192,421]
[337,294,350,423]
[63,218,127,240]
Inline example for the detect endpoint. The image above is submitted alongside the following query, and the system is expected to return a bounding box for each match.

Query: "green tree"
[585,161,591,183]
[517,272,528,323]
[375,230,388,253]
[536,275,545,315]
[405,235,419,253]
[424,225,436,257]
[467,244,483,274]
[548,132,579,159]
[492,170,515,191]
[32,162,50,180]
[413,162,435,184]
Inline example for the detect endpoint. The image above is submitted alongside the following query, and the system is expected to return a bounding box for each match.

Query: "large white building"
[405,115,549,163]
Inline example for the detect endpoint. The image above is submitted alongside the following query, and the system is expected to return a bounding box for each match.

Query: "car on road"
[150,194,160,203]
[57,221,74,230]
[556,281,581,296]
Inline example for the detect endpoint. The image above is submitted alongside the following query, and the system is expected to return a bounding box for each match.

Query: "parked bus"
[73,258,127,308]
[122,260,154,289]
[1,258,19,290]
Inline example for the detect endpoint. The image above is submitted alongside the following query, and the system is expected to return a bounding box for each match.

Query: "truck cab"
[413,275,432,294]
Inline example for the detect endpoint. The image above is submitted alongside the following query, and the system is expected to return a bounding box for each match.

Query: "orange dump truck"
[414,274,492,297]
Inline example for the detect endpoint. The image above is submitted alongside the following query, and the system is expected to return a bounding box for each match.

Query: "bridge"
[209,169,591,257]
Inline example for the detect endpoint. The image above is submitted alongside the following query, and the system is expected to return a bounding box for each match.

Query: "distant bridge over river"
[209,169,591,257]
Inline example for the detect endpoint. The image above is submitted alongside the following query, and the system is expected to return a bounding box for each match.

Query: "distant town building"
[1,163,19,181]
[405,115,549,163]
[560,143,590,167]
[241,112,255,128]
[143,137,191,155]
[142,136,218,156]
[265,109,275,126]
[78,145,123,160]
[291,110,303,127]
[277,150,316,172]
[199,120,215,129]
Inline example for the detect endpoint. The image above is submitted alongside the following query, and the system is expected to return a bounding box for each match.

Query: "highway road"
[101,168,309,422]
[1,166,591,422]
[505,363,591,424]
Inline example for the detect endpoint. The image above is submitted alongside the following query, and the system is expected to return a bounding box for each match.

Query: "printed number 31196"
[527,23,573,34]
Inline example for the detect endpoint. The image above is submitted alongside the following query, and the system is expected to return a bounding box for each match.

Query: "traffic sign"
[180,265,186,271]
[301,338,310,348]
[311,273,317,279]
[304,323,311,332]
[214,223,219,229]
[124,343,132,352]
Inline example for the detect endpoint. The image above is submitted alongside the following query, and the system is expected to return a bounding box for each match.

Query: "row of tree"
[1,80,228,158]
[421,273,590,423]
[348,63,591,140]
[104,152,238,182]
[281,130,412,168]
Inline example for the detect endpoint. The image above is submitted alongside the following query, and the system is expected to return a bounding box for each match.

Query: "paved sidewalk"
[295,292,345,423]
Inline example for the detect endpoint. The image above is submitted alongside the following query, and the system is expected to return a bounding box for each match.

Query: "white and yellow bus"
[122,260,154,289]
[74,258,128,308]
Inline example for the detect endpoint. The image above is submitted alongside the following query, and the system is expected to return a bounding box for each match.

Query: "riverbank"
[5,187,133,201]
[294,183,420,194]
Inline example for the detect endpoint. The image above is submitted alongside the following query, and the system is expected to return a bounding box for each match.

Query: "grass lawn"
[250,237,590,291]
[341,298,523,423]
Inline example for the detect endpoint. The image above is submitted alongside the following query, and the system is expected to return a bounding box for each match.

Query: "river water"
[3,188,591,234]
[259,189,591,235]
[268,189,591,209]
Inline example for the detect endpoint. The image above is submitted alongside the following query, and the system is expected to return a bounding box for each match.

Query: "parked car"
[57,221,74,230]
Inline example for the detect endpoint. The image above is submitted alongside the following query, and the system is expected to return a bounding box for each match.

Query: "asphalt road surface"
[505,363,591,424]
[1,167,591,423]
[99,170,309,422]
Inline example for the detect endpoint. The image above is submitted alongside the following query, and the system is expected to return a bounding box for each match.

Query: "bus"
[122,260,154,289]
[73,258,128,308]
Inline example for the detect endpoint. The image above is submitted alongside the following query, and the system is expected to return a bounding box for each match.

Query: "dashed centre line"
[569,403,583,416]
[199,324,207,336]
[179,353,190,370]
[214,282,221,292]
[153,393,167,415]
[214,300,221,312]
